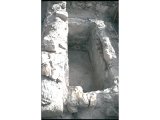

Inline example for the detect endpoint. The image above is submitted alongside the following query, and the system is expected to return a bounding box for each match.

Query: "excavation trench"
[68,50,94,92]
[68,18,110,92]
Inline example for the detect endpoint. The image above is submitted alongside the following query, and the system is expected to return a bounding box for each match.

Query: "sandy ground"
[68,50,94,92]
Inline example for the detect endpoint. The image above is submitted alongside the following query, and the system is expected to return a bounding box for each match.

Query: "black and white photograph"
[41,1,119,119]
[1,0,160,120]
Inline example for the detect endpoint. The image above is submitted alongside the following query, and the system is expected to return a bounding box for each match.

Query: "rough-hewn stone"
[41,1,69,118]
[66,86,97,113]
[41,77,63,117]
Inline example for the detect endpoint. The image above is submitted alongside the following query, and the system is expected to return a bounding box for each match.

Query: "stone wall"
[41,1,69,118]
[66,1,118,21]
[68,18,91,51]
[67,1,118,51]
[89,20,119,89]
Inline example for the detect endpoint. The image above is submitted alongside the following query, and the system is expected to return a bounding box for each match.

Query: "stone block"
[56,11,68,21]
[41,77,63,118]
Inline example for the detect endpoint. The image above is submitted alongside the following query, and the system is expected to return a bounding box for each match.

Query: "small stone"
[41,63,51,77]
[52,4,61,12]
[61,2,66,9]
[78,93,89,107]
[67,105,78,113]
[88,93,97,107]
[104,88,111,93]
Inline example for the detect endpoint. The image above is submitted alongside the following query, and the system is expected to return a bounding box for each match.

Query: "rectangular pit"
[68,50,94,92]
[68,18,110,92]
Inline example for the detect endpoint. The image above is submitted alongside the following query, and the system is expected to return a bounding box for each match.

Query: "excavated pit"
[68,50,94,92]
[68,19,107,92]
[41,1,119,119]
[68,23,95,92]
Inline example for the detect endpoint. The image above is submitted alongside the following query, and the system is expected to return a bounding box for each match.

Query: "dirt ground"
[68,50,95,92]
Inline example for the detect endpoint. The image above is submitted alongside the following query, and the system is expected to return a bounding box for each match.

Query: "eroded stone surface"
[41,77,63,117]
[41,1,69,118]
[66,86,97,113]
[64,85,118,119]
[41,51,68,81]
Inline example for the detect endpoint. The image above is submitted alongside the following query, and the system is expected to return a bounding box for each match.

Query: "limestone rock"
[66,86,97,113]
[66,86,80,113]
[41,63,51,77]
[87,92,97,107]
[75,90,118,119]
[42,3,68,52]
[61,2,66,9]
[41,50,68,82]
[52,4,61,12]
[41,77,63,118]
[41,1,69,118]
[78,93,89,107]
[56,11,68,21]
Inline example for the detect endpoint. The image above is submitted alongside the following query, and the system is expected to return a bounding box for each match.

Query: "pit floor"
[68,50,95,92]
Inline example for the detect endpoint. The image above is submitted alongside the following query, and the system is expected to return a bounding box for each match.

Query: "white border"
[0,0,41,119]
[120,0,160,119]
[0,0,160,119]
